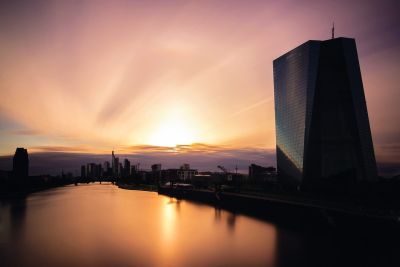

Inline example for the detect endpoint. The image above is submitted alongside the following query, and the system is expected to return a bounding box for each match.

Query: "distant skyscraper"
[111,150,119,177]
[112,150,116,175]
[13,147,29,179]
[130,165,137,176]
[103,161,111,176]
[98,164,103,178]
[81,165,86,178]
[103,161,110,172]
[123,159,131,178]
[273,37,377,189]
[87,163,98,179]
[118,163,123,178]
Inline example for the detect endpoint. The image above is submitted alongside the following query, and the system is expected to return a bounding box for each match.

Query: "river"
[0,183,398,267]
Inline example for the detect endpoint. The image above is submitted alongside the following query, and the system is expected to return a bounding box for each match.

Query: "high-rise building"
[103,161,111,176]
[273,37,377,190]
[111,150,119,178]
[98,164,103,178]
[81,165,86,178]
[103,161,110,171]
[13,147,29,179]
[118,163,123,178]
[130,165,137,176]
[87,163,98,179]
[112,150,116,176]
[123,159,131,178]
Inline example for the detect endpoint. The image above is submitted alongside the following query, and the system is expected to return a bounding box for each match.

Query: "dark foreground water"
[0,184,399,267]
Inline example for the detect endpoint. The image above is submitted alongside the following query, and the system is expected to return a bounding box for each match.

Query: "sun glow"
[148,107,196,147]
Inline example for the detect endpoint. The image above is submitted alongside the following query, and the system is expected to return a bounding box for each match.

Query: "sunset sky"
[0,0,399,173]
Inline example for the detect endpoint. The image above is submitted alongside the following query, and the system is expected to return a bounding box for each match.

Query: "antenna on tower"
[332,22,335,39]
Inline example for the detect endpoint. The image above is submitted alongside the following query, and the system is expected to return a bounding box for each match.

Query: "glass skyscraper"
[273,37,377,190]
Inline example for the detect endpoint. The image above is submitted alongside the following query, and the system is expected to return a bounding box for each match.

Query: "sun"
[149,124,193,147]
[148,110,196,147]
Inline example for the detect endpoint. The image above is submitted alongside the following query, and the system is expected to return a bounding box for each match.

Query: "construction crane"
[217,165,232,181]
[217,165,228,173]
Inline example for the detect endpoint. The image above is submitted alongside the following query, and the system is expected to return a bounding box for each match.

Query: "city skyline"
[1,3,400,266]
[0,146,276,176]
[0,0,399,171]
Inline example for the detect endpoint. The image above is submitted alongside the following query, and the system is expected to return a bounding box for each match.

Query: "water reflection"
[9,197,27,239]
[0,195,27,266]
[213,208,236,231]
[0,184,399,267]
[214,207,221,222]
[161,197,181,246]
[227,213,236,230]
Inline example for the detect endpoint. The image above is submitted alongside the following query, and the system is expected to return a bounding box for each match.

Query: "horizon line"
[0,143,275,156]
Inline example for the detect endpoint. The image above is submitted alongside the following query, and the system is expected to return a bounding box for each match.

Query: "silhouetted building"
[163,169,180,182]
[81,165,86,178]
[192,173,218,188]
[248,164,276,183]
[273,37,377,190]
[111,150,119,177]
[118,163,123,178]
[181,163,190,170]
[103,161,110,169]
[103,161,111,175]
[98,164,103,178]
[152,164,162,172]
[87,163,98,179]
[123,159,131,178]
[163,164,197,181]
[152,164,162,182]
[87,163,102,179]
[179,164,197,181]
[130,165,138,176]
[13,147,29,179]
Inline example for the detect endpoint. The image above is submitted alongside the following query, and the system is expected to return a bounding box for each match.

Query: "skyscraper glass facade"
[273,41,320,184]
[273,38,377,189]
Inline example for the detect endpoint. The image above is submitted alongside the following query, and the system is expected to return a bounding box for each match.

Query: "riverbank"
[157,186,400,233]
[117,183,157,192]
[0,184,70,199]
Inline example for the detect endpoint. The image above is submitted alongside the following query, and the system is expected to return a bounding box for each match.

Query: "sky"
[0,0,399,175]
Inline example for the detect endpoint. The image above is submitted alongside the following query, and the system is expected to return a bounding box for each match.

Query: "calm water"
[0,184,399,267]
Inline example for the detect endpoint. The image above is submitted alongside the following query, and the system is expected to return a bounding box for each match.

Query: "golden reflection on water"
[0,184,277,267]
[162,198,177,242]
[159,198,178,264]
